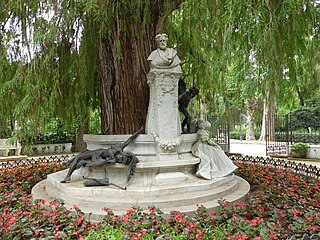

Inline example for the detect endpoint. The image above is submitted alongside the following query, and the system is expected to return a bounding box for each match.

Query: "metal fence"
[229,155,320,178]
[266,112,320,156]
[207,116,230,153]
[288,113,320,144]
[269,113,320,145]
[1,154,318,178]
[0,154,73,169]
[265,113,289,156]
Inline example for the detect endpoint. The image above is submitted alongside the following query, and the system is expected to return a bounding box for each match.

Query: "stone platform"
[32,134,250,221]
[32,170,249,221]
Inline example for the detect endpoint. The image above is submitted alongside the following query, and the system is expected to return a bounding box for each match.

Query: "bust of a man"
[147,33,182,73]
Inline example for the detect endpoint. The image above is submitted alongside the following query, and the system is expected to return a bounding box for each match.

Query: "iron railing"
[265,113,289,156]
[266,112,320,156]
[1,154,318,178]
[0,154,73,169]
[229,155,320,179]
[207,115,230,153]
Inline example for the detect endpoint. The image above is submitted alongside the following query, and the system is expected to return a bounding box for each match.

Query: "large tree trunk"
[97,1,182,134]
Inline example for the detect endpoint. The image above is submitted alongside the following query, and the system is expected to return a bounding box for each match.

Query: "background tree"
[0,0,319,139]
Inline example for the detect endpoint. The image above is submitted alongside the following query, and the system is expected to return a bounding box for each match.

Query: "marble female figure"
[192,119,238,180]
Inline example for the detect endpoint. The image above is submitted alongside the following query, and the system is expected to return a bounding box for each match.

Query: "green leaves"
[0,0,319,136]
[166,0,320,121]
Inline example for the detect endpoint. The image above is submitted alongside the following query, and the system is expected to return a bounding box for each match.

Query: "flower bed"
[0,156,319,239]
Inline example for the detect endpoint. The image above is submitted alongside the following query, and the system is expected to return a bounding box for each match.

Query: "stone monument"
[32,34,249,221]
[146,33,182,160]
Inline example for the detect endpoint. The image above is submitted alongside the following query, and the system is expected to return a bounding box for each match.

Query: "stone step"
[46,170,236,198]
[32,176,250,222]
[53,176,249,222]
[159,176,249,214]
[136,156,200,169]
[0,155,28,162]
[46,177,238,209]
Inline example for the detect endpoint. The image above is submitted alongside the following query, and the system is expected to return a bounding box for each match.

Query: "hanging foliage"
[0,0,318,136]
[166,0,319,117]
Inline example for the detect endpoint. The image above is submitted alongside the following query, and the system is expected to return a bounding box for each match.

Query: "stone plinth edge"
[83,133,198,155]
[32,172,250,222]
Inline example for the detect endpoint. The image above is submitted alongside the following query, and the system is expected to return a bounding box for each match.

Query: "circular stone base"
[32,169,250,221]
[32,133,250,221]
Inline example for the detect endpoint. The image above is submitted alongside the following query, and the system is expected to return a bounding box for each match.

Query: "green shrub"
[21,132,74,145]
[290,142,310,158]
[84,225,123,240]
[290,107,320,130]
[230,131,260,140]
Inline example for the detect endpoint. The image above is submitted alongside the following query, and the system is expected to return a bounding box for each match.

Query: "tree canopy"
[0,0,319,137]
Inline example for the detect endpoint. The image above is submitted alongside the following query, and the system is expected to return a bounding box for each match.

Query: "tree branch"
[156,0,184,33]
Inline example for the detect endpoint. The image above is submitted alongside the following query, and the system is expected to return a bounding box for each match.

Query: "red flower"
[103,208,111,213]
[131,233,142,240]
[232,233,249,240]
[278,211,286,218]
[291,208,301,219]
[221,202,229,207]
[251,219,258,226]
[305,215,313,221]
[235,201,245,209]
[233,215,238,222]
[251,217,263,226]
[148,207,156,214]
[77,215,84,226]
[139,229,147,235]
[53,232,60,238]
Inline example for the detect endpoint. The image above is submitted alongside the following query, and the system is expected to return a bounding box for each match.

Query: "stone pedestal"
[32,134,250,221]
[146,70,182,161]
[84,133,199,173]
